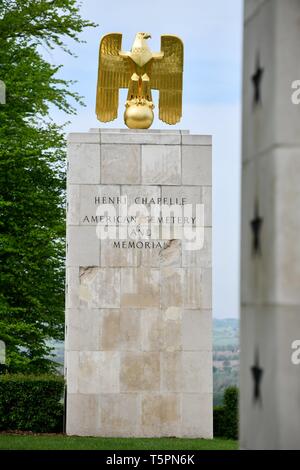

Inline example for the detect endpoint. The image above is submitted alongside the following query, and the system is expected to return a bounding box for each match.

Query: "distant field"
[0,434,238,450]
[213,318,239,349]
[213,319,239,405]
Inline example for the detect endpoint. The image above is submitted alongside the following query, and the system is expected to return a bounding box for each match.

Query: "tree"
[0,0,96,372]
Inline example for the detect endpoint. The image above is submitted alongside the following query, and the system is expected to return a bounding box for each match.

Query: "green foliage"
[0,374,64,432]
[213,405,225,437]
[213,366,239,406]
[213,386,239,440]
[222,386,239,440]
[0,1,96,372]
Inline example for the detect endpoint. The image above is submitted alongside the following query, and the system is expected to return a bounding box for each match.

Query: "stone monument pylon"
[241,0,300,449]
[64,128,213,437]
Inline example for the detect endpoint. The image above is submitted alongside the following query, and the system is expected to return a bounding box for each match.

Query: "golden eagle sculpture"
[96,32,184,129]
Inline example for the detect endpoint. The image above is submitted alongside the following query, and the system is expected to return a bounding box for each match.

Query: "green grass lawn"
[0,434,237,450]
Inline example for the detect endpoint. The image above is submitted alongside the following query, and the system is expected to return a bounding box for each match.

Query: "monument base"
[65,129,213,437]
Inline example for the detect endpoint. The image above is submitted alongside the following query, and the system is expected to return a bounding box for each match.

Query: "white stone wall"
[65,129,213,438]
[241,0,300,449]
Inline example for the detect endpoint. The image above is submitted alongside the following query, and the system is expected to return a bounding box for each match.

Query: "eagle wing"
[151,35,184,125]
[96,33,131,122]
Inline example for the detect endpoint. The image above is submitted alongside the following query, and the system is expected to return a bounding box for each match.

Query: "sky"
[49,0,244,319]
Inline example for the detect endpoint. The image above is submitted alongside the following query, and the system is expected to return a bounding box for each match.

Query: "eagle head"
[137,32,151,40]
[131,32,152,58]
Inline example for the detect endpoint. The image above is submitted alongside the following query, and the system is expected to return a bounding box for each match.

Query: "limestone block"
[160,185,205,236]
[141,145,181,185]
[67,226,100,267]
[139,240,181,268]
[68,351,120,394]
[182,351,212,393]
[274,0,300,146]
[90,128,188,135]
[142,308,182,352]
[202,186,212,227]
[161,185,201,208]
[276,306,300,449]
[67,185,80,225]
[239,305,260,449]
[159,240,182,267]
[242,0,276,161]
[67,143,100,184]
[161,351,212,393]
[182,227,212,267]
[241,149,300,305]
[141,394,180,437]
[181,393,213,438]
[67,394,100,436]
[100,239,140,267]
[79,267,120,308]
[100,309,142,351]
[239,306,300,449]
[159,225,184,242]
[66,350,79,394]
[80,184,121,226]
[142,307,182,351]
[121,185,161,210]
[141,309,163,351]
[162,307,183,352]
[120,268,160,308]
[182,310,212,351]
[184,268,212,309]
[256,152,278,304]
[101,144,140,184]
[68,133,100,143]
[161,352,183,392]
[240,159,257,303]
[160,186,211,227]
[99,393,139,437]
[244,0,267,21]
[66,308,101,351]
[66,267,80,308]
[120,352,160,392]
[181,135,212,146]
[161,186,211,228]
[239,305,279,449]
[274,148,300,304]
[182,146,211,186]
[161,267,184,309]
[157,186,213,231]
[101,132,181,145]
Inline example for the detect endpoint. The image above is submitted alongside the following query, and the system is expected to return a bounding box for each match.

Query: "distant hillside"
[213,318,239,349]
[213,318,239,406]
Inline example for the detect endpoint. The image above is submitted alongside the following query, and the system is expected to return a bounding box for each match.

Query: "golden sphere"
[124,102,154,129]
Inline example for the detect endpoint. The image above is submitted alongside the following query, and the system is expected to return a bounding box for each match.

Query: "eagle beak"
[144,33,151,39]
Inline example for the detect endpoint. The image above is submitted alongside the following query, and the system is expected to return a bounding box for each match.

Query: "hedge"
[213,386,238,440]
[213,405,225,437]
[0,374,64,432]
